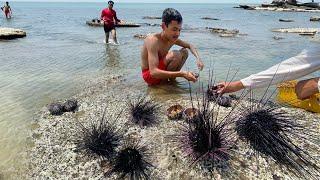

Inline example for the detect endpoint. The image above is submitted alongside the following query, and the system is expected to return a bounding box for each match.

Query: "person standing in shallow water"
[141,8,204,86]
[100,0,121,44]
[1,2,12,19]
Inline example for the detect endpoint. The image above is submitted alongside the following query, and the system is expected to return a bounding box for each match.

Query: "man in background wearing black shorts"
[101,1,121,44]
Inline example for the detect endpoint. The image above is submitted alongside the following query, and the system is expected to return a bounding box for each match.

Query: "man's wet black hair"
[108,1,114,5]
[162,8,182,27]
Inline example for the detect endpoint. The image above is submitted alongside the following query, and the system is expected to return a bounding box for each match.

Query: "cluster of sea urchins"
[235,103,320,178]
[174,94,234,167]
[48,99,78,115]
[106,142,153,180]
[75,110,123,159]
[129,96,160,127]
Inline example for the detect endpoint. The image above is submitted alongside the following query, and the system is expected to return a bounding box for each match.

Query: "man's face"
[162,20,182,42]
[108,3,113,9]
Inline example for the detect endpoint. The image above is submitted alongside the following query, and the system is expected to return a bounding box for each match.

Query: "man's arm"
[114,11,121,23]
[295,77,320,100]
[217,48,320,94]
[175,39,204,70]
[146,38,196,82]
[100,10,104,20]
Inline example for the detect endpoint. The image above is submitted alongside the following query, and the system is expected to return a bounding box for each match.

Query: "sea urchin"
[106,142,153,180]
[235,103,320,178]
[128,96,160,127]
[75,110,123,159]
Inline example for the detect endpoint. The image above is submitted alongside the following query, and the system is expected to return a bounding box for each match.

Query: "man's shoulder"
[145,33,160,43]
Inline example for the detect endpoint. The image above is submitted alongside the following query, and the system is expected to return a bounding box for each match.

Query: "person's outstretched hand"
[183,71,198,82]
[196,58,204,71]
[216,81,245,95]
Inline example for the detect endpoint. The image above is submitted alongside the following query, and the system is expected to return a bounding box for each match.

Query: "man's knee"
[180,48,188,60]
[295,78,319,100]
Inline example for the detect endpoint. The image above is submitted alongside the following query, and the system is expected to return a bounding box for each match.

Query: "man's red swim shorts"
[142,59,166,86]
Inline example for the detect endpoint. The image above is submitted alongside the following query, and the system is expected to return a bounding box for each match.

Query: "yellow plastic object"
[277,80,320,113]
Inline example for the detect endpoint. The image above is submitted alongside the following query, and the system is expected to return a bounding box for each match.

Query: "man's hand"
[196,59,204,71]
[216,81,245,94]
[183,71,198,82]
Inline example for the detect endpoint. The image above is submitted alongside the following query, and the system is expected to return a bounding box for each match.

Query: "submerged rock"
[140,23,160,27]
[201,17,220,20]
[273,36,284,40]
[208,27,239,35]
[238,5,256,10]
[133,34,148,39]
[86,19,141,27]
[142,16,162,19]
[0,28,26,40]
[279,19,294,22]
[272,28,318,33]
[219,33,236,37]
[299,32,316,36]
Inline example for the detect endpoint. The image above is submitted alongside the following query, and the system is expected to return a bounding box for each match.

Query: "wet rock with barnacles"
[0,27,27,40]
[208,27,239,35]
[273,36,284,40]
[310,16,320,21]
[201,17,220,20]
[133,34,148,39]
[142,16,162,19]
[207,27,240,38]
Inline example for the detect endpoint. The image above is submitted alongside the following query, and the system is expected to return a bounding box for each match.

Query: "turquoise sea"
[0,2,319,178]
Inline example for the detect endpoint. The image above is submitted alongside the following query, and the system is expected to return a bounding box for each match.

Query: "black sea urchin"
[63,99,78,112]
[129,96,160,127]
[106,142,154,180]
[174,86,234,167]
[48,103,64,116]
[235,102,320,179]
[75,110,123,159]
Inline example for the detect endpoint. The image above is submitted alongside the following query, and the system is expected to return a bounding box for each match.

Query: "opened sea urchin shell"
[183,108,199,121]
[167,104,184,120]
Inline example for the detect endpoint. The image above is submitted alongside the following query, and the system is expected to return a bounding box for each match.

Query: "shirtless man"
[1,2,11,19]
[141,8,204,86]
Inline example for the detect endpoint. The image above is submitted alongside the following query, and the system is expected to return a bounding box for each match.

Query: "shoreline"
[28,74,320,179]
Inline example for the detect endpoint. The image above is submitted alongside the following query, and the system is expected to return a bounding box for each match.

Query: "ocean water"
[0,2,319,178]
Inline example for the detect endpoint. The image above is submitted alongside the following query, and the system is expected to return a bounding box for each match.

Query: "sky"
[6,0,313,3]
[6,0,271,3]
